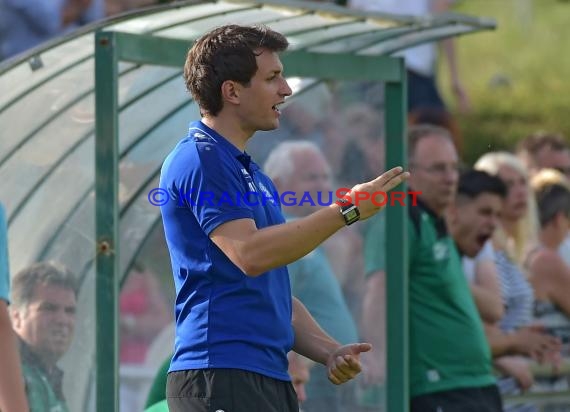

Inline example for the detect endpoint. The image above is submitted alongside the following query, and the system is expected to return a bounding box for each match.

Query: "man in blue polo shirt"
[0,203,29,412]
[159,24,409,412]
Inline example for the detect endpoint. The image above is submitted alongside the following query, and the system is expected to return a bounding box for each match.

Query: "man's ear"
[221,80,241,105]
[10,307,23,330]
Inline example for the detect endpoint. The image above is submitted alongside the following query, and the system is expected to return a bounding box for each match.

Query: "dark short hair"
[516,131,568,155]
[535,183,570,226]
[11,262,78,310]
[408,124,453,160]
[457,169,507,199]
[183,24,289,117]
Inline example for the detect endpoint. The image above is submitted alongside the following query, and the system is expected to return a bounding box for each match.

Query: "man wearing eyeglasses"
[361,125,502,412]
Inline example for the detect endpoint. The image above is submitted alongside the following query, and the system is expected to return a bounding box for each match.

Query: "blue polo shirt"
[0,205,10,302]
[159,121,293,381]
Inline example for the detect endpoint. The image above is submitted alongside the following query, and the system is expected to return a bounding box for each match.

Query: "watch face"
[346,209,359,221]
[342,205,360,225]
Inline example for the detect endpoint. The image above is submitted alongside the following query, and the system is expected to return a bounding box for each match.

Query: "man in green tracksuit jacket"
[10,262,78,412]
[361,125,503,411]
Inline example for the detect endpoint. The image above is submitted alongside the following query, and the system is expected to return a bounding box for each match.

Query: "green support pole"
[95,30,119,412]
[384,56,409,412]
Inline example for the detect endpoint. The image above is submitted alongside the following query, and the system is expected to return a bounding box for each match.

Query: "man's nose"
[55,310,74,324]
[489,215,500,231]
[282,79,293,97]
[446,168,459,183]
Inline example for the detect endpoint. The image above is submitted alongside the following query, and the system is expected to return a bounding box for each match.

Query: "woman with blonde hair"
[475,152,538,266]
[474,152,549,408]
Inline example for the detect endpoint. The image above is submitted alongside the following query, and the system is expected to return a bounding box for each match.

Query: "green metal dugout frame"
[0,0,496,410]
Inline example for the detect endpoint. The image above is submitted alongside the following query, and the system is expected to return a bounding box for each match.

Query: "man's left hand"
[327,343,372,385]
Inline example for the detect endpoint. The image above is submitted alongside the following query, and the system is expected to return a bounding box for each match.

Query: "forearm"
[361,273,385,349]
[441,38,461,86]
[212,167,408,276]
[485,323,518,357]
[549,281,570,317]
[0,304,29,412]
[291,297,340,366]
[493,356,520,376]
[470,284,504,324]
[235,205,345,276]
[433,0,460,85]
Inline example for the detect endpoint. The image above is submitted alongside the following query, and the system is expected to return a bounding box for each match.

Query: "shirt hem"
[168,362,291,382]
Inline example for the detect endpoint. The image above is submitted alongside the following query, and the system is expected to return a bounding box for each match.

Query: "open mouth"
[476,233,491,247]
[272,102,283,114]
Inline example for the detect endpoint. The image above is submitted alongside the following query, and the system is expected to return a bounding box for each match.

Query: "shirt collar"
[18,338,65,400]
[410,190,448,237]
[188,121,259,174]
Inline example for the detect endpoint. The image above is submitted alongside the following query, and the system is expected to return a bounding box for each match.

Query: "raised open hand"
[341,167,410,220]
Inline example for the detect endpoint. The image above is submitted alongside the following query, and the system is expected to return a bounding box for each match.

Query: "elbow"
[494,305,505,323]
[221,237,276,277]
[236,249,271,277]
[491,298,505,322]
[241,262,266,277]
[482,303,505,324]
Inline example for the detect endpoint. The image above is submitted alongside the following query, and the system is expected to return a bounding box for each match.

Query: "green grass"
[438,0,570,164]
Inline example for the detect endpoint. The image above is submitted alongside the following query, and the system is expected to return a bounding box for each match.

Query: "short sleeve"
[0,205,10,302]
[463,240,494,283]
[162,141,254,236]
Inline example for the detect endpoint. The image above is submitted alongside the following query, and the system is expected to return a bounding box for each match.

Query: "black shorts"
[166,368,299,412]
[411,384,503,412]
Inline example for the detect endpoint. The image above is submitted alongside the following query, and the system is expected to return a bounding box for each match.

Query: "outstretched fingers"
[372,167,410,193]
